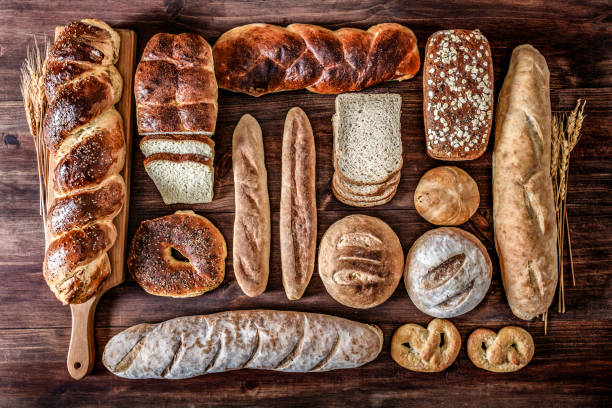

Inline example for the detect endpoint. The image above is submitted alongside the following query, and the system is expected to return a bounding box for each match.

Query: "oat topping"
[423,29,494,159]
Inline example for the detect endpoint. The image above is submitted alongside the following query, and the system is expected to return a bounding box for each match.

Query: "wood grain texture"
[0,0,611,406]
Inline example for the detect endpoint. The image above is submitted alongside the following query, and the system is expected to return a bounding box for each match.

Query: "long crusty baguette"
[493,44,557,320]
[103,310,383,379]
[232,114,270,297]
[280,107,317,300]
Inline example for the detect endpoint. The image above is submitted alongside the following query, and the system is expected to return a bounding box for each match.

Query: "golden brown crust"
[414,166,480,225]
[467,326,534,372]
[391,318,461,372]
[139,133,215,147]
[318,215,403,308]
[135,33,217,134]
[493,44,557,320]
[213,23,419,96]
[423,29,493,160]
[280,107,317,300]
[53,109,125,194]
[42,19,125,305]
[47,175,126,237]
[128,211,226,297]
[232,114,270,297]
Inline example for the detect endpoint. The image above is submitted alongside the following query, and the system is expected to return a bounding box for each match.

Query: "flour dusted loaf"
[493,44,557,320]
[318,214,404,308]
[404,227,492,318]
[213,23,419,96]
[423,29,493,160]
[128,211,226,297]
[232,115,270,297]
[103,310,383,379]
[42,19,126,304]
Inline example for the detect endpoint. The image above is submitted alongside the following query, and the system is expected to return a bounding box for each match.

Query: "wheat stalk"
[550,99,586,318]
[20,37,49,220]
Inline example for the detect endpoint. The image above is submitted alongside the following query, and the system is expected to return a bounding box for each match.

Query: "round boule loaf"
[414,166,479,225]
[318,214,404,308]
[404,227,491,318]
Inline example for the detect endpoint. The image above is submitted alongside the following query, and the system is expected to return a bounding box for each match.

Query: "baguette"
[232,114,270,296]
[493,44,557,320]
[280,108,317,300]
[103,310,383,379]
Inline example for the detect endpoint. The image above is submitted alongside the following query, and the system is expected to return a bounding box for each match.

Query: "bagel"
[128,210,226,297]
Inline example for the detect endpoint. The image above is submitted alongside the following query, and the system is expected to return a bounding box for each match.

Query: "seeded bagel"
[128,210,226,297]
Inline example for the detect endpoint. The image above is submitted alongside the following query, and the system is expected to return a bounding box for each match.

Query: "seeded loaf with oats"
[103,310,383,379]
[423,29,493,160]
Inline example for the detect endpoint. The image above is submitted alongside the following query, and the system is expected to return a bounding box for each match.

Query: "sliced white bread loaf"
[333,93,403,186]
[140,134,215,159]
[144,153,214,204]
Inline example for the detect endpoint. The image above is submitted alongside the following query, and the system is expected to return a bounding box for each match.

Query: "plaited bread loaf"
[135,33,217,135]
[42,19,126,305]
[213,23,420,96]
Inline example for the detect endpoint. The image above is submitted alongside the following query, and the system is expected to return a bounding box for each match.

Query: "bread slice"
[333,169,401,197]
[140,134,215,159]
[332,174,398,205]
[333,93,403,185]
[144,153,214,204]
[332,181,397,208]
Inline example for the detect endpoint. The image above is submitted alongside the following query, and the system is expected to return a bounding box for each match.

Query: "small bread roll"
[414,166,479,225]
[404,227,492,318]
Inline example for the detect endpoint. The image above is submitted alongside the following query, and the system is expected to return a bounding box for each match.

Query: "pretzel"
[467,326,534,372]
[390,318,461,372]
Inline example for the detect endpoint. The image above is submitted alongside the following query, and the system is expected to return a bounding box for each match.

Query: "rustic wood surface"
[0,1,610,407]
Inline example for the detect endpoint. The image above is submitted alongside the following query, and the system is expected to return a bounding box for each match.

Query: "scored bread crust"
[128,210,226,297]
[493,44,557,320]
[423,29,493,161]
[404,227,492,318]
[318,214,404,308]
[280,107,317,300]
[232,114,271,297]
[103,310,383,379]
[135,33,218,135]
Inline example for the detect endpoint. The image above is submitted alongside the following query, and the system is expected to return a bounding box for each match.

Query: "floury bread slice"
[140,134,215,159]
[144,153,214,204]
[333,93,403,186]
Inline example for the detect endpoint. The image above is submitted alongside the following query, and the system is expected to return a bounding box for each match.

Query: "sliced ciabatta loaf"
[333,93,403,186]
[144,153,214,204]
[140,134,214,159]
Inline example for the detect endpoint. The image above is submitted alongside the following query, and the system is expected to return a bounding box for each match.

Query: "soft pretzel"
[43,19,126,304]
[467,326,534,372]
[213,23,420,96]
[391,318,461,372]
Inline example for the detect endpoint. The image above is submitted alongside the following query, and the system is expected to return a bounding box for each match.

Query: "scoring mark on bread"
[333,269,385,285]
[241,325,261,369]
[337,232,383,249]
[434,280,474,310]
[275,315,305,369]
[527,261,544,299]
[113,333,148,373]
[420,253,467,290]
[161,336,183,378]
[310,332,340,371]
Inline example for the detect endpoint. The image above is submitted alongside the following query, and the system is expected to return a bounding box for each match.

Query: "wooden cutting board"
[44,27,136,380]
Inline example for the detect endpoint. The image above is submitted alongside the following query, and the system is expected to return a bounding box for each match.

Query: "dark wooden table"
[1,1,611,406]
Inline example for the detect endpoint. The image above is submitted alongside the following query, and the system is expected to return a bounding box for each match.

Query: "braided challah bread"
[42,19,126,305]
[213,23,420,96]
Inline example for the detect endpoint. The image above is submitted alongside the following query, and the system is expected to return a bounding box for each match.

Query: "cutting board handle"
[67,295,99,380]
